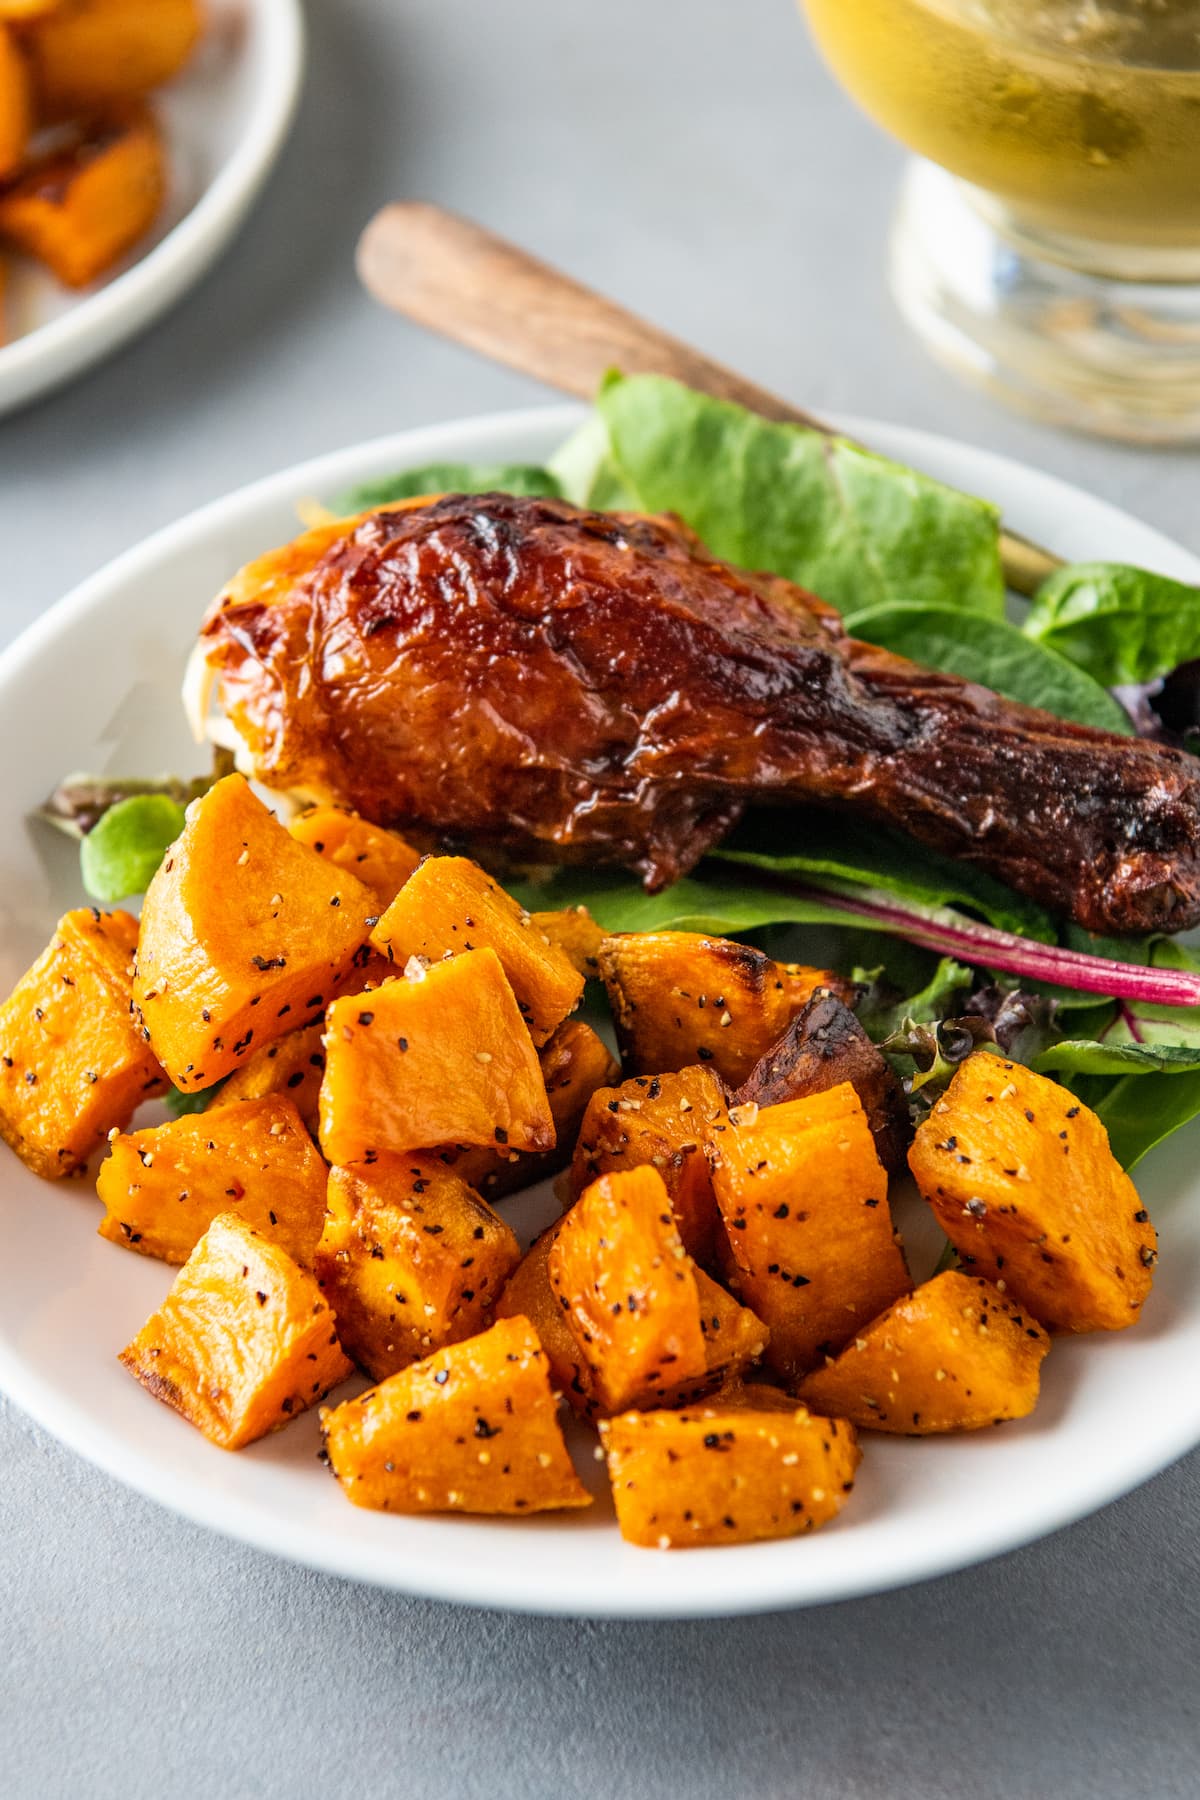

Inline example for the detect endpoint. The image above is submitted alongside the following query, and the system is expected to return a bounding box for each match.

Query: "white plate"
[0,0,303,418]
[2,406,1199,1619]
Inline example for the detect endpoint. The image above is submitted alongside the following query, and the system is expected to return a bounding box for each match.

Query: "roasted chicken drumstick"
[194,492,1200,935]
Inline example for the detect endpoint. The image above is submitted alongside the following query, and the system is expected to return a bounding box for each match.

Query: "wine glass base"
[890,160,1200,445]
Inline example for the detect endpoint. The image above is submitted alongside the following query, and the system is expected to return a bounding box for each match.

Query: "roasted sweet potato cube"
[0,907,164,1179]
[549,1166,709,1414]
[97,1094,327,1266]
[798,1271,1050,1433]
[599,1395,861,1548]
[496,1221,601,1416]
[321,1315,591,1515]
[316,1156,521,1380]
[119,1213,352,1450]
[133,774,375,1091]
[530,906,605,979]
[598,930,852,1087]
[908,1055,1156,1333]
[736,991,910,1174]
[371,855,584,1046]
[571,1066,728,1263]
[24,0,201,116]
[0,105,165,287]
[211,1020,326,1135]
[288,805,420,911]
[339,946,396,995]
[318,948,554,1165]
[499,1223,765,1419]
[695,1269,769,1384]
[443,1018,619,1201]
[0,23,30,178]
[712,1085,909,1381]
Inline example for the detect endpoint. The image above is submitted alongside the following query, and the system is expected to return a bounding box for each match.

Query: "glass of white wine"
[801,0,1200,441]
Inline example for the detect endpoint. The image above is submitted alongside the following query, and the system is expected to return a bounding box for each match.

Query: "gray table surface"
[3,3,1199,1795]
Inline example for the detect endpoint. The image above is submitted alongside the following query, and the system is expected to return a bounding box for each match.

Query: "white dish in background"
[1,405,1199,1620]
[0,0,303,418]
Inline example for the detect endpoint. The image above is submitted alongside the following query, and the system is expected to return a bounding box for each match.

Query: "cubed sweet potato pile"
[0,0,204,338]
[0,774,1158,1550]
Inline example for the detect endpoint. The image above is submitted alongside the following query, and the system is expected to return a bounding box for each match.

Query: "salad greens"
[856,958,973,1041]
[1024,561,1200,688]
[715,812,1055,943]
[333,462,561,514]
[79,795,186,905]
[1090,1071,1200,1170]
[842,603,1131,733]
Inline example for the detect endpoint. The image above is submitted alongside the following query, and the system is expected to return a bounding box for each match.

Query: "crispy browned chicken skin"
[196,492,1200,935]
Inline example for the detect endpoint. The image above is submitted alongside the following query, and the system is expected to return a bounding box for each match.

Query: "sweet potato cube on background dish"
[133,775,375,1091]
[0,906,164,1179]
[530,905,605,979]
[316,1156,521,1380]
[96,1095,327,1266]
[908,1055,1157,1333]
[735,991,910,1175]
[321,1315,591,1515]
[712,1084,909,1380]
[24,0,202,116]
[0,105,165,288]
[798,1271,1051,1433]
[212,1019,326,1135]
[549,1166,708,1414]
[0,22,31,179]
[318,947,554,1165]
[599,1392,861,1548]
[288,805,420,911]
[598,931,850,1087]
[370,855,584,1046]
[445,1018,619,1202]
[571,1066,729,1264]
[119,1213,352,1450]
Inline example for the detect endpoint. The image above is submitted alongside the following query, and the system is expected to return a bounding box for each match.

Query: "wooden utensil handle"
[357,201,1059,594]
[358,202,829,432]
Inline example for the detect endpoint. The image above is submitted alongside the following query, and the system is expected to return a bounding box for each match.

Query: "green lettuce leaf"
[857,956,974,1041]
[332,462,562,514]
[569,375,1006,620]
[1024,561,1200,687]
[844,603,1132,734]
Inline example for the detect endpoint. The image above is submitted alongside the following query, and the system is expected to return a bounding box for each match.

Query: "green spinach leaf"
[1035,1040,1200,1076]
[509,868,875,937]
[845,603,1133,733]
[332,462,562,514]
[1024,561,1200,687]
[714,810,1056,941]
[1094,1070,1200,1170]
